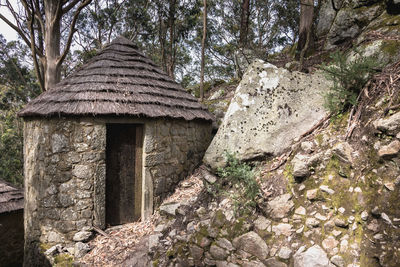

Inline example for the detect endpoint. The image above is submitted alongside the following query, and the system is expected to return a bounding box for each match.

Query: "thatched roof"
[0,180,23,214]
[19,36,214,121]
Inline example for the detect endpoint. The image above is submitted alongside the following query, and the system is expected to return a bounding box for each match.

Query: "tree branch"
[62,0,81,14]
[26,0,45,91]
[0,14,33,49]
[57,0,92,68]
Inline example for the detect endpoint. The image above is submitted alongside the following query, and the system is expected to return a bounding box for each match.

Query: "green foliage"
[0,101,24,186]
[0,37,40,186]
[321,50,378,115]
[217,152,260,212]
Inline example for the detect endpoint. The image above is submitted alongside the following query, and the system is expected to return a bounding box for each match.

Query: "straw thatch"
[0,180,23,214]
[19,36,214,121]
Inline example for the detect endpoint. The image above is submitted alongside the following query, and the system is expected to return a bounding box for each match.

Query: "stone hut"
[19,36,213,261]
[0,179,24,266]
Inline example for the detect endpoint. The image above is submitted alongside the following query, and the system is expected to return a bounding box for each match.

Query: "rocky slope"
[149,60,400,267]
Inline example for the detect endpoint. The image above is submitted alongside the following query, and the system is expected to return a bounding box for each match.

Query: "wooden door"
[106,124,143,225]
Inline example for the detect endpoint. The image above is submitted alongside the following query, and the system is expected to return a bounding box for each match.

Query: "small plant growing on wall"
[320,50,379,116]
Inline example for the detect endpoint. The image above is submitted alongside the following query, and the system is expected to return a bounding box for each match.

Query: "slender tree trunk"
[297,0,314,59]
[44,1,62,90]
[239,0,250,48]
[167,0,176,79]
[200,0,207,101]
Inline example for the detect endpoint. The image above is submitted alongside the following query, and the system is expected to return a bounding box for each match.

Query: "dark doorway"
[106,124,143,225]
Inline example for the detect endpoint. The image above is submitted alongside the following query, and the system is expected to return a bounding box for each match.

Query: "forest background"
[0,0,310,186]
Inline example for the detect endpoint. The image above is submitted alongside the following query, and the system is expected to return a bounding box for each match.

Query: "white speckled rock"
[294,245,333,267]
[203,60,329,169]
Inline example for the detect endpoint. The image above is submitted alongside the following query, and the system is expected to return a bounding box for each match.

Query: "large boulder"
[203,60,329,169]
[325,3,384,49]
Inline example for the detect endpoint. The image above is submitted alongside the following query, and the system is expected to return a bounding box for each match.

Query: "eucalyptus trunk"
[200,0,207,101]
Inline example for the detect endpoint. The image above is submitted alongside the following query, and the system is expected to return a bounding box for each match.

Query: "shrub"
[217,152,260,211]
[321,50,378,115]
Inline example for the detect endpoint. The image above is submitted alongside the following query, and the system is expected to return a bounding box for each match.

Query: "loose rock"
[294,245,331,267]
[232,231,269,260]
[378,140,400,158]
[265,193,294,219]
[306,189,318,200]
[278,246,292,260]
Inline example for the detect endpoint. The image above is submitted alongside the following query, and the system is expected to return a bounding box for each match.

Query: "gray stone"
[384,182,395,191]
[254,216,271,231]
[301,141,315,153]
[233,231,269,260]
[322,236,339,255]
[331,255,345,267]
[278,246,292,260]
[264,258,288,267]
[72,165,92,179]
[316,0,337,37]
[361,211,369,221]
[332,142,353,164]
[271,224,293,236]
[216,238,234,251]
[378,140,400,158]
[74,242,90,258]
[51,133,68,153]
[367,219,380,232]
[265,193,294,219]
[44,244,62,256]
[242,261,267,267]
[189,245,204,264]
[320,185,335,195]
[325,4,383,49]
[200,167,217,184]
[210,244,228,260]
[294,245,331,267]
[293,155,310,178]
[374,111,400,135]
[381,212,392,225]
[216,261,240,267]
[203,61,329,169]
[148,234,162,252]
[306,189,318,200]
[159,202,181,216]
[315,213,328,221]
[306,218,320,228]
[73,230,92,242]
[295,206,306,216]
[334,218,349,228]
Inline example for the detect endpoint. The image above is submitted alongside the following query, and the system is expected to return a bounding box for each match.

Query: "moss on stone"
[152,259,160,267]
[380,40,400,56]
[39,243,52,253]
[54,253,73,267]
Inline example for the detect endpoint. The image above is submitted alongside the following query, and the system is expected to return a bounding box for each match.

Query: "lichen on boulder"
[203,60,329,169]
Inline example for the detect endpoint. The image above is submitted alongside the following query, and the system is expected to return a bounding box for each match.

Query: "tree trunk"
[167,0,176,79]
[297,0,314,58]
[200,0,207,101]
[239,0,250,48]
[44,0,62,90]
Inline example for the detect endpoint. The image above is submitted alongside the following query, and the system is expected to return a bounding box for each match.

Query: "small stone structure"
[0,179,24,266]
[19,36,213,264]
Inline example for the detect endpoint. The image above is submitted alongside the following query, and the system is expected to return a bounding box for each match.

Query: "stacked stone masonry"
[23,117,212,251]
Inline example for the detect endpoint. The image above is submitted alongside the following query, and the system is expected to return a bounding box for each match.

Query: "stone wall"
[23,117,212,262]
[143,119,213,216]
[23,118,106,264]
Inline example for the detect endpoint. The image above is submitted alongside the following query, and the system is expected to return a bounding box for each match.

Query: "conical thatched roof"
[19,36,214,121]
[0,179,23,214]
